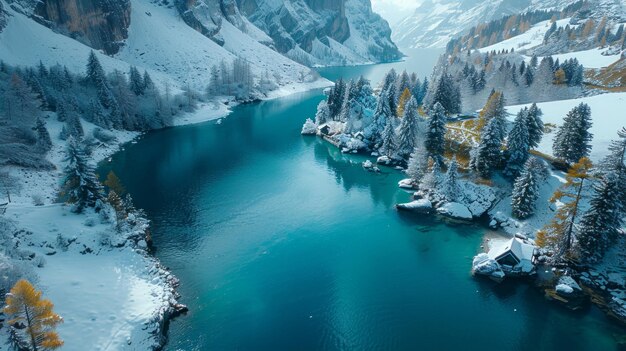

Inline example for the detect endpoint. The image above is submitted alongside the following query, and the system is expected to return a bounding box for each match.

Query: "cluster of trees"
[443,50,585,113]
[540,16,626,55]
[207,58,276,101]
[446,2,584,54]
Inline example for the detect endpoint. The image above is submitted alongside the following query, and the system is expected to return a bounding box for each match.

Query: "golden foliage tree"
[554,69,566,85]
[536,158,593,261]
[104,170,125,196]
[4,279,63,351]
[396,88,412,117]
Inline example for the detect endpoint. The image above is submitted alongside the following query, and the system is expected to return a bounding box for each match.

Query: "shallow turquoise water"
[100,51,624,350]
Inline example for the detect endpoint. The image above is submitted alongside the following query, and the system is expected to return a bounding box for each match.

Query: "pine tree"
[441,157,461,202]
[3,279,63,351]
[380,118,396,157]
[504,109,530,178]
[406,143,429,183]
[479,91,506,139]
[425,102,447,163]
[86,51,105,86]
[553,103,593,163]
[396,97,420,158]
[143,70,154,91]
[600,127,626,219]
[576,173,622,262]
[396,70,411,102]
[3,73,40,128]
[61,138,104,213]
[536,158,593,262]
[473,117,503,178]
[371,90,393,144]
[420,157,443,193]
[396,88,412,117]
[432,73,461,114]
[525,103,544,148]
[129,66,144,95]
[65,113,84,140]
[314,100,330,126]
[34,118,52,153]
[511,159,539,219]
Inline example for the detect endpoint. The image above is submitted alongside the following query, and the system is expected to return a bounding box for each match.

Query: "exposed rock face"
[239,0,401,66]
[177,0,400,66]
[32,0,131,54]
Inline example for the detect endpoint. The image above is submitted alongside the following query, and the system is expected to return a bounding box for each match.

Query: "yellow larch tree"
[536,158,593,262]
[4,279,63,351]
[396,88,412,118]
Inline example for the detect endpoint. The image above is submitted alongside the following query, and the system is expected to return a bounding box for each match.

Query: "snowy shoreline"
[1,77,330,350]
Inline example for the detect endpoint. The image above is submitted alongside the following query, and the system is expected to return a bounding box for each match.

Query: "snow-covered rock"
[362,160,373,168]
[472,253,505,279]
[437,202,473,220]
[396,199,433,213]
[398,178,415,189]
[301,118,317,135]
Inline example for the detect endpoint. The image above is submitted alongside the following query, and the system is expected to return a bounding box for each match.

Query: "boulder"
[437,202,473,220]
[396,199,432,214]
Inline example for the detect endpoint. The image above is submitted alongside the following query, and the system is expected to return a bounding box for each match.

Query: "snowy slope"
[0,0,328,93]
[507,92,626,162]
[392,0,581,49]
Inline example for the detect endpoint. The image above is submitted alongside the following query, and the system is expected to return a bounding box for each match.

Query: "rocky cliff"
[29,0,130,54]
[178,0,401,66]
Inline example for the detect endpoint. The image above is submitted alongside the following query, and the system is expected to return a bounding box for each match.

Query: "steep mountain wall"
[30,0,131,54]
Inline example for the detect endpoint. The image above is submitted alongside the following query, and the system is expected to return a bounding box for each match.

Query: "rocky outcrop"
[239,0,401,66]
[31,0,131,54]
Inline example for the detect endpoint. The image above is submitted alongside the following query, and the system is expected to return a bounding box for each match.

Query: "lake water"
[100,50,624,350]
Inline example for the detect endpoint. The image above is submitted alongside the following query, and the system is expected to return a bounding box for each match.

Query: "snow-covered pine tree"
[536,157,593,262]
[425,102,447,163]
[576,173,622,262]
[371,90,393,144]
[441,157,461,202]
[553,103,593,164]
[129,66,144,96]
[479,91,507,139]
[86,51,106,87]
[381,118,397,157]
[600,127,626,215]
[396,97,420,158]
[406,143,429,184]
[3,279,63,351]
[420,157,443,193]
[525,103,544,148]
[314,100,330,126]
[473,117,503,178]
[3,73,40,129]
[381,69,398,113]
[511,159,539,219]
[34,118,52,153]
[396,70,411,103]
[61,138,104,213]
[504,109,530,178]
[143,70,154,91]
[431,72,461,114]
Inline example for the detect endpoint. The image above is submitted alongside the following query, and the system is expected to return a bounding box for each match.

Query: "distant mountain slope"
[392,0,582,49]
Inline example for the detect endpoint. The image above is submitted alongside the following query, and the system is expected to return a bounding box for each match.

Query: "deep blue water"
[100,50,625,350]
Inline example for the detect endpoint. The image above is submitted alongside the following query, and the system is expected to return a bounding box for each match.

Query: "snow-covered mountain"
[0,0,328,92]
[237,0,402,66]
[392,0,582,49]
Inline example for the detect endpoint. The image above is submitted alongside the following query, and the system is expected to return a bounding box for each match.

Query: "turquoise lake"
[100,49,625,350]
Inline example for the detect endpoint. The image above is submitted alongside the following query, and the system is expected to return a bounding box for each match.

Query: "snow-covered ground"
[524,48,622,69]
[3,204,173,351]
[506,92,626,162]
